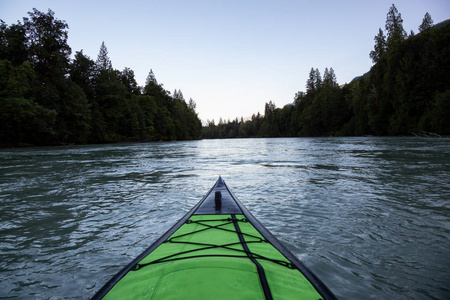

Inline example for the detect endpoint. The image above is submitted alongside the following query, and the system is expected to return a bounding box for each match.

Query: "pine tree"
[306,67,315,95]
[370,28,387,63]
[70,50,96,100]
[188,98,196,111]
[329,67,338,87]
[121,67,140,95]
[419,12,433,32]
[314,68,322,90]
[173,89,184,100]
[145,69,158,86]
[323,68,330,86]
[96,41,112,70]
[305,68,322,93]
[143,69,162,96]
[321,67,338,88]
[177,90,184,101]
[385,4,406,50]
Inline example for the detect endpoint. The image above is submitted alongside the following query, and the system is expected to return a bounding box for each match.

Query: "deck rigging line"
[231,214,273,300]
[131,217,293,280]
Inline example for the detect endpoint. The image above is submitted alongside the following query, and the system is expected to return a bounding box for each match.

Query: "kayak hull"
[92,177,336,300]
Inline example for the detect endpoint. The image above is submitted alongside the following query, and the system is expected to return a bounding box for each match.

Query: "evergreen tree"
[202,7,450,139]
[294,91,305,101]
[306,67,315,95]
[385,4,406,50]
[329,68,338,87]
[144,69,164,96]
[419,12,433,32]
[306,68,322,96]
[56,80,91,143]
[188,98,196,111]
[314,68,322,90]
[145,69,158,86]
[121,67,140,96]
[173,89,184,100]
[261,101,278,137]
[70,50,96,100]
[96,41,112,70]
[323,68,330,86]
[370,28,387,63]
[93,42,132,141]
[1,9,203,146]
[323,67,338,88]
[22,9,94,144]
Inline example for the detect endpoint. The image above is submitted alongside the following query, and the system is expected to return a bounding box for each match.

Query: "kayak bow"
[92,176,336,300]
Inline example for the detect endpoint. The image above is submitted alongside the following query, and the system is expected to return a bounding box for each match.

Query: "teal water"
[0,137,449,299]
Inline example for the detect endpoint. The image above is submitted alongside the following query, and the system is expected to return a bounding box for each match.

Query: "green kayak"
[92,177,336,299]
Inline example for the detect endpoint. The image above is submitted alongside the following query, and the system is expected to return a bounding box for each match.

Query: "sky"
[1,0,449,122]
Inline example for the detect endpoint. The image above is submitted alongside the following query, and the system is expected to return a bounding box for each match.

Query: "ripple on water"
[0,137,449,299]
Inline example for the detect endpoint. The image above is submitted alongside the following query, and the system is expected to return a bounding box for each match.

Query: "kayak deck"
[93,177,336,300]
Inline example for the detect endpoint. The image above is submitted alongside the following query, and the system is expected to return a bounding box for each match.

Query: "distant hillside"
[350,71,371,84]
[203,12,450,138]
[433,19,450,29]
[350,19,450,84]
[350,19,450,83]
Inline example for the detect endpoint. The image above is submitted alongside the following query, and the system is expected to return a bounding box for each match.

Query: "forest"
[1,6,449,147]
[0,9,202,147]
[203,5,450,139]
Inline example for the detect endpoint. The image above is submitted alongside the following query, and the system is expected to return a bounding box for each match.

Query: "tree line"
[203,5,450,139]
[0,9,201,147]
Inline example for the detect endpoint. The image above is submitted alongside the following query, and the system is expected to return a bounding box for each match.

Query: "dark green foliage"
[121,68,140,96]
[419,13,433,33]
[96,42,112,70]
[423,89,450,134]
[70,50,96,100]
[344,16,449,136]
[0,9,202,146]
[203,6,450,139]
[23,9,71,81]
[385,4,407,50]
[2,6,448,145]
[370,28,387,64]
[0,21,28,66]
[56,80,91,143]
[203,65,351,139]
[0,60,56,146]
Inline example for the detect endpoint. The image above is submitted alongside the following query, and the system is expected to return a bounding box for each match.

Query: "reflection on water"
[0,137,449,299]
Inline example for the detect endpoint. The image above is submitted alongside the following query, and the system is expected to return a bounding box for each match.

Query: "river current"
[0,137,449,299]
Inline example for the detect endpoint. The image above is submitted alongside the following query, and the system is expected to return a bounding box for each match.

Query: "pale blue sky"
[1,0,449,122]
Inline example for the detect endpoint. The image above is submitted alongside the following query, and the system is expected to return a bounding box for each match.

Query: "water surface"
[0,137,449,299]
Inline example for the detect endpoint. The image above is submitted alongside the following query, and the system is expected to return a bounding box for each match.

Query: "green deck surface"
[103,214,322,299]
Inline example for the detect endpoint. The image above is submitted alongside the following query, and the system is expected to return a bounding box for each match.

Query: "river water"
[0,137,449,299]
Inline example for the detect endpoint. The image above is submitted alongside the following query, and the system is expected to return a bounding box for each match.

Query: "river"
[0,137,449,299]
